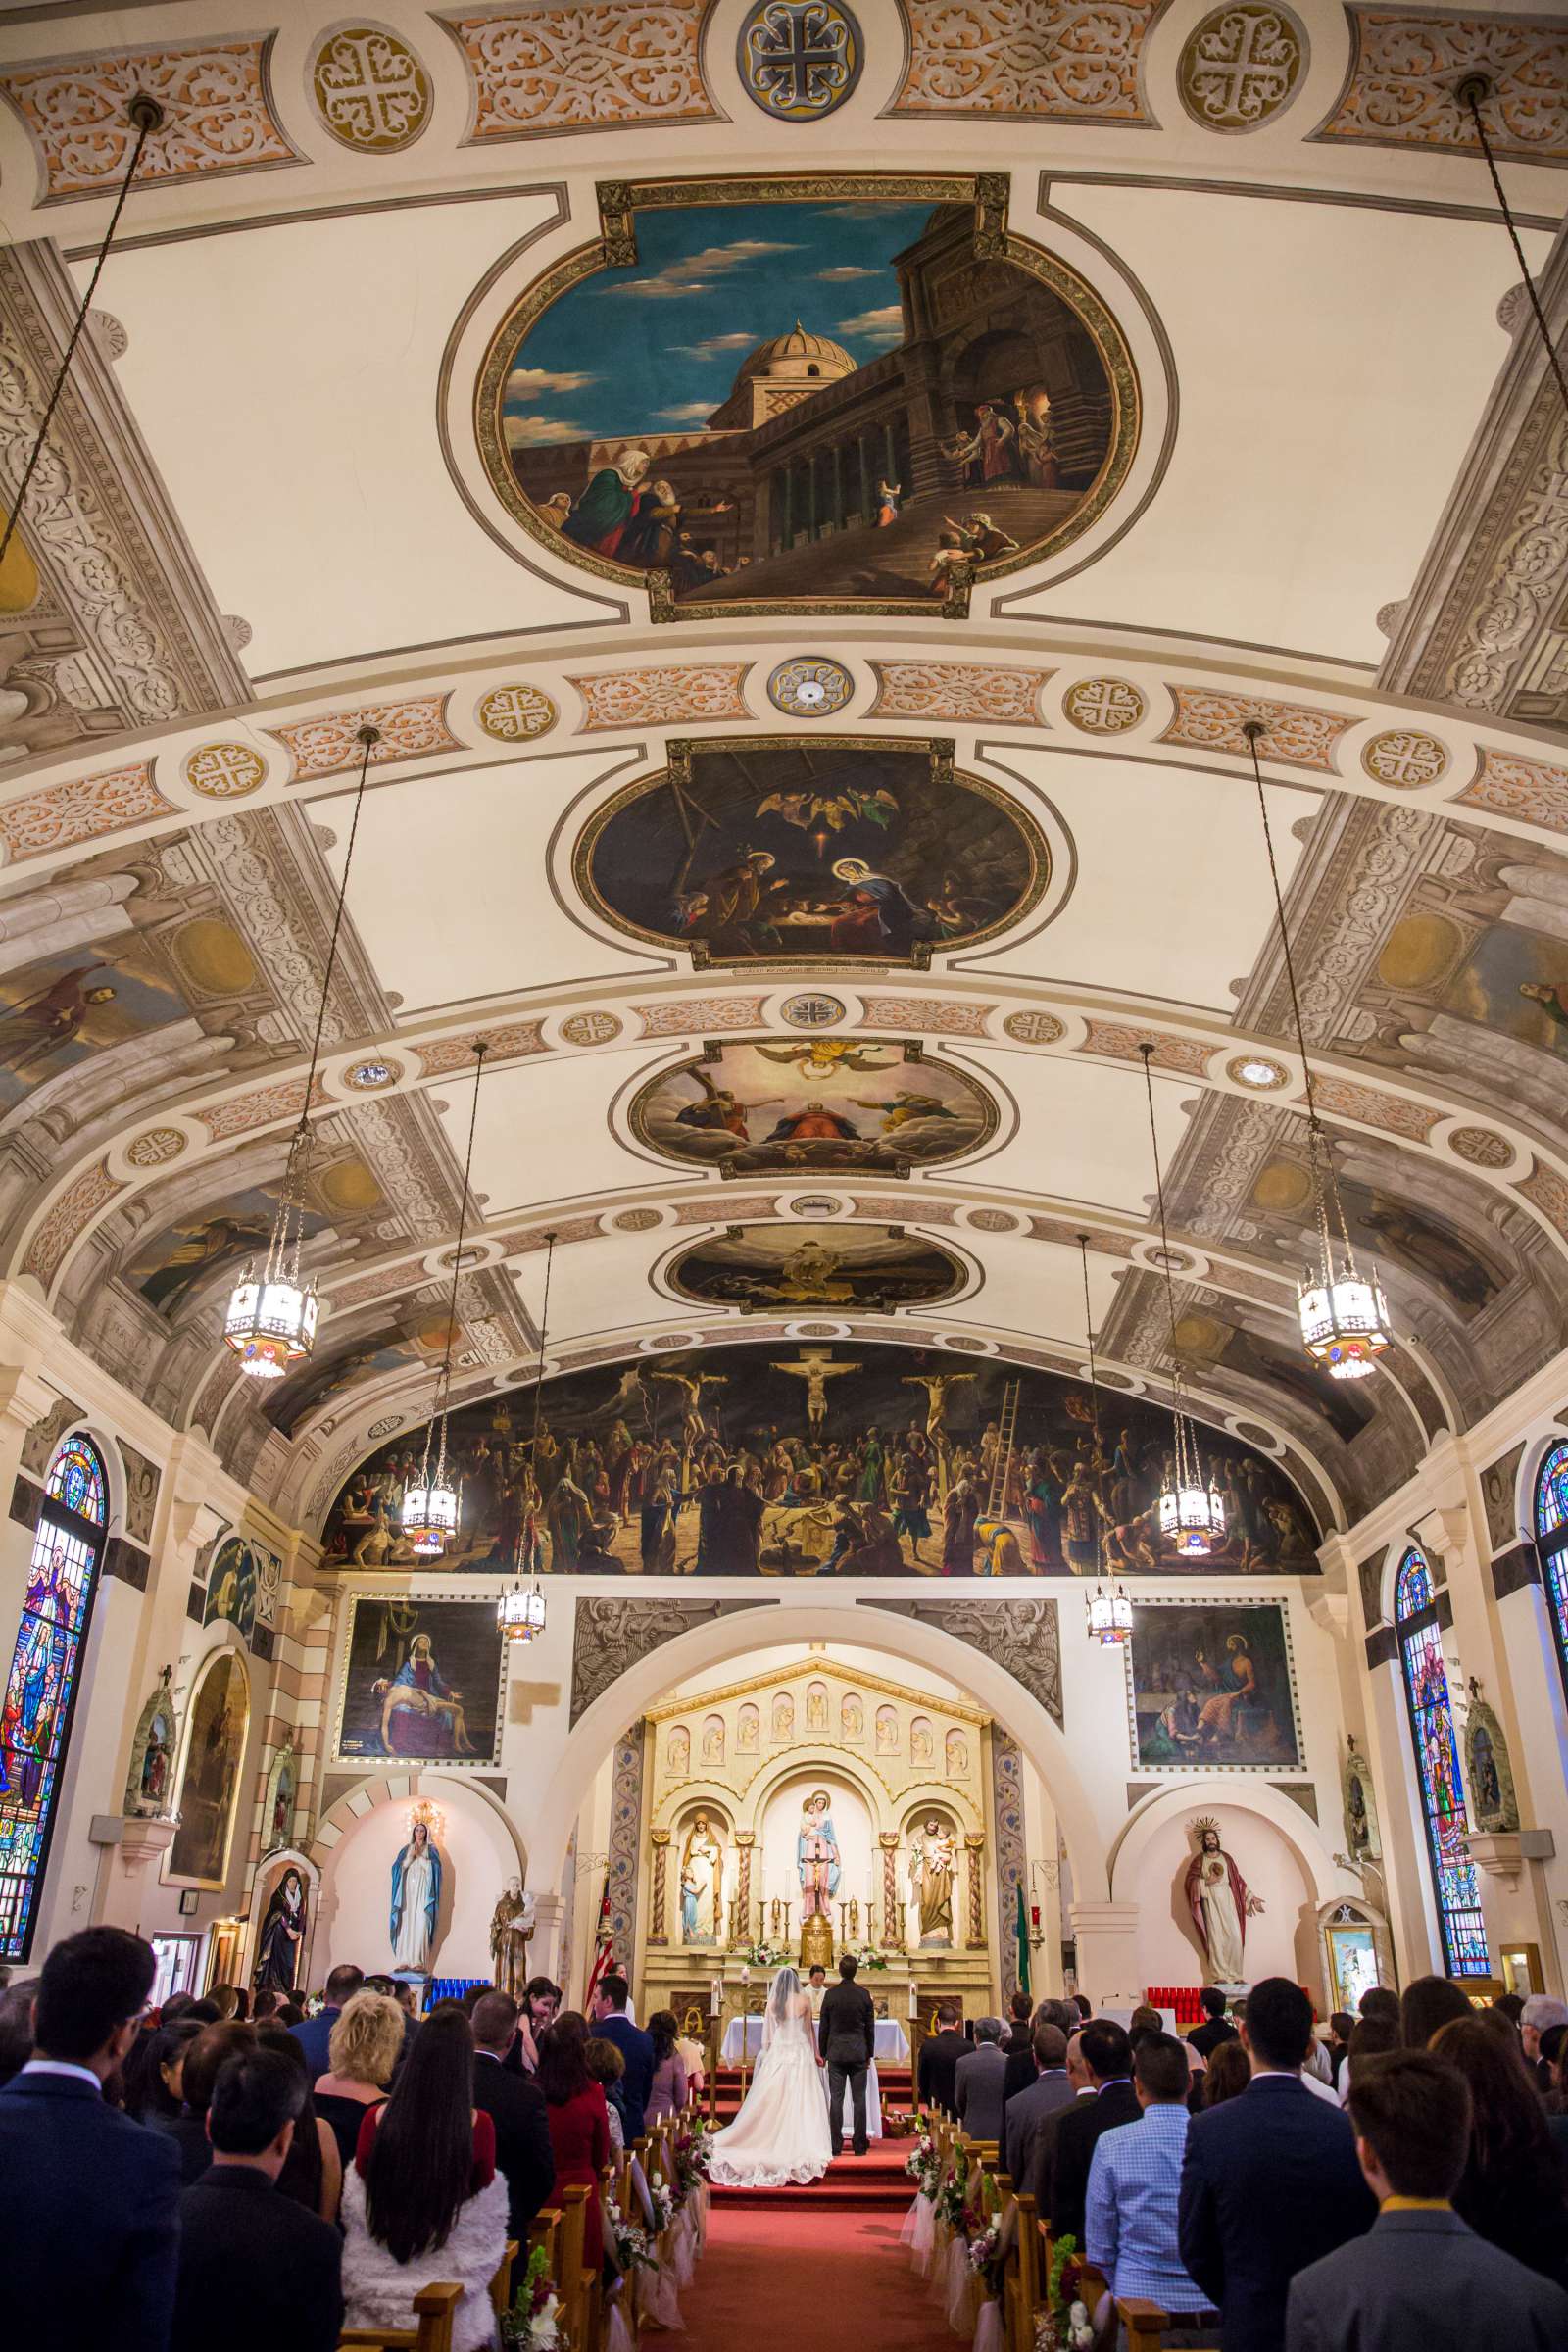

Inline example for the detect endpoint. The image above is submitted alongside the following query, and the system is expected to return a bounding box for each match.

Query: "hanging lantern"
[498,1581,547,1644]
[1086,1584,1132,1645]
[1244,720,1395,1380]
[1156,1389,1227,1558]
[224,1139,318,1380]
[401,1045,490,1557]
[219,725,380,1380]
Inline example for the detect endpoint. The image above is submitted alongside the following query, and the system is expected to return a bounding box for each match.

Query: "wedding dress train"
[706,1966,833,2188]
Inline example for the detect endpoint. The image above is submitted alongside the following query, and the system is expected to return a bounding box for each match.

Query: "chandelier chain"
[1245,721,1320,1129]
[294,724,378,1155]
[433,1039,489,1428]
[529,1230,558,1458]
[1459,77,1568,425]
[1139,1041,1196,1488]
[0,94,164,576]
[1077,1232,1103,1576]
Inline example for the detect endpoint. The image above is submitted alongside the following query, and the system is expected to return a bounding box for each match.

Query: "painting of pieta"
[478,177,1135,614]
[578,741,1045,966]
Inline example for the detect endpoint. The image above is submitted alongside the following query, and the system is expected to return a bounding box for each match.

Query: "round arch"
[308,1767,527,1879]
[529,1597,1106,1902]
[1108,1778,1350,1912]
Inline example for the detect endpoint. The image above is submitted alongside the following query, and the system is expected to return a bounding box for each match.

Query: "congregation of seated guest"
[172,2046,343,2352]
[647,2007,689,2122]
[340,2005,507,2352]
[312,1987,405,2169]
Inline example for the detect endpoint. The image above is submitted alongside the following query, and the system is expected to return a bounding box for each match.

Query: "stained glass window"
[0,1435,109,1960]
[1395,1544,1490,1977]
[1534,1441,1568,1707]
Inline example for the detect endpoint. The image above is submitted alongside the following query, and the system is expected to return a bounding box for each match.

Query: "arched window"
[1395,1545,1490,1977]
[0,1435,109,1959]
[1533,1440,1568,1702]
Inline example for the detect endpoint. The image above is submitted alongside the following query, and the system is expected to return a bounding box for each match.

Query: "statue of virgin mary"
[389,1813,443,1973]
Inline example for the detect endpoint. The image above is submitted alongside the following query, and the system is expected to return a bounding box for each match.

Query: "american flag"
[583,1873,615,2008]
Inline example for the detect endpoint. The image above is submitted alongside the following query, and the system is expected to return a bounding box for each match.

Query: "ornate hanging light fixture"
[1244,721,1392,1380]
[402,1041,490,1553]
[223,723,380,1377]
[0,93,164,579]
[1139,1043,1226,1558]
[1079,1232,1132,1646]
[499,1228,556,1644]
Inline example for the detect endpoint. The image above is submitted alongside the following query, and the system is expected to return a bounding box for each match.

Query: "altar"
[720,2014,911,2063]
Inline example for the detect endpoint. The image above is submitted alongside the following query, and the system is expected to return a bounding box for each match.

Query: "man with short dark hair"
[819,1953,877,2157]
[956,2015,1009,2144]
[593,1972,654,2140]
[1179,1976,1377,2352]
[287,1961,366,2075]
[1188,1987,1239,2061]
[173,2049,342,2352]
[1286,2051,1568,2350]
[471,1989,556,2235]
[1051,2018,1140,2243]
[1003,2021,1073,2192]
[1086,2034,1213,2343]
[0,1926,179,2352]
[917,2000,965,2117]
[0,1973,38,2085]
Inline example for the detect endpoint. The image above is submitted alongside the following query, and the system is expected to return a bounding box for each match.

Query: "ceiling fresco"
[480,182,1134,613]
[0,0,1561,1550]
[318,1339,1320,1578]
[575,739,1047,963]
[627,1038,1000,1175]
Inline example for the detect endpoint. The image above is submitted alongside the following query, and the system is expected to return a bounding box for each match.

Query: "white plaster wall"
[315,1782,520,1983]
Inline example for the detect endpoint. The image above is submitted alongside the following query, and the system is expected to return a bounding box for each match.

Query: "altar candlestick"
[710,1977,721,2017]
[908,1979,918,2018]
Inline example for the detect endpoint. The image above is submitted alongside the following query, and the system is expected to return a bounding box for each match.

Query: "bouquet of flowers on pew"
[647,2178,676,2236]
[934,2142,970,2233]
[673,2116,712,2191]
[501,2246,563,2351]
[904,2121,941,2198]
[965,2214,1006,2296]
[606,2187,659,2277]
[1034,2233,1094,2352]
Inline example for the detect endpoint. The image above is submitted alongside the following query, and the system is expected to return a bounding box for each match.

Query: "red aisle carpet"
[681,2148,956,2352]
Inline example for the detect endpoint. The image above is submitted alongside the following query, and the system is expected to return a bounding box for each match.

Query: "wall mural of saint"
[630,1037,998,1176]
[1129,1602,1301,1770]
[321,1342,1320,1580]
[666,1222,965,1311]
[576,742,1046,966]
[480,185,1132,612]
[167,1650,249,1888]
[334,1599,504,1765]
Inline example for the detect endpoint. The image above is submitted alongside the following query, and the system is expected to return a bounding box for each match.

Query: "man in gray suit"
[1287,2050,1568,2351]
[956,2016,1009,2143]
[1003,2022,1074,2188]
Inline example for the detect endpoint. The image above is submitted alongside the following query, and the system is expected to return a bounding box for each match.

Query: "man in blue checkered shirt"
[1085,2031,1216,2344]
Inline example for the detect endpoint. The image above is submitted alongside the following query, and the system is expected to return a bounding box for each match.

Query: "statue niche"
[679,1809,726,1945]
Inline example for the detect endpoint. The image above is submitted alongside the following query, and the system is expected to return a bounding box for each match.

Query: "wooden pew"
[489,2239,520,2320]
[340,2286,462,2352]
[555,2180,594,2352]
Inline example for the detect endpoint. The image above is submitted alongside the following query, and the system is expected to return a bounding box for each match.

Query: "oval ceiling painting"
[577,739,1046,965]
[631,1037,1000,1175]
[665,1222,966,1311]
[477,175,1137,614]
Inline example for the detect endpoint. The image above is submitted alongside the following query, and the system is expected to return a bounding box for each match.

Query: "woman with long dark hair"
[256,2021,342,2224]
[1430,2014,1568,2288]
[539,2011,610,2269]
[340,2007,506,2352]
[510,1975,563,2076]
[647,2008,688,2122]
[122,2016,203,2122]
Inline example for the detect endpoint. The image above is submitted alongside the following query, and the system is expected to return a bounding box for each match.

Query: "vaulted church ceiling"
[0,0,1563,1545]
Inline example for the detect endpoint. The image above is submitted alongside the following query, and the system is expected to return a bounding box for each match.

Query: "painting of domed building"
[486,187,1132,612]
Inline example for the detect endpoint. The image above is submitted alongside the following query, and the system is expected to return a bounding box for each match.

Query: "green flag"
[1014,1880,1031,2000]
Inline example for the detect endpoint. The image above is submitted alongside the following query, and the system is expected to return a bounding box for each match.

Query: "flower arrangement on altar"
[739,1939,791,1967]
[502,2247,562,2350]
[847,1941,890,1971]
[1034,2234,1095,2352]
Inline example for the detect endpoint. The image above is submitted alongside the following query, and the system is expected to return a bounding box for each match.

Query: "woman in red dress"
[538,2010,612,2269]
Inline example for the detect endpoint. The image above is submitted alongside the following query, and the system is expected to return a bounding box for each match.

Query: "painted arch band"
[476,173,1140,613]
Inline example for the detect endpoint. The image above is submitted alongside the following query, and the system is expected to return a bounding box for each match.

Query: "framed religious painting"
[165,1648,251,1889]
[1125,1598,1302,1773]
[475,172,1141,622]
[332,1594,507,1768]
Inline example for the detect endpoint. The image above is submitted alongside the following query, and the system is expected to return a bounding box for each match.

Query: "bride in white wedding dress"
[706,1966,833,2188]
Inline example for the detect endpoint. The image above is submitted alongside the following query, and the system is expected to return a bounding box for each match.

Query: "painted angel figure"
[797,1789,841,1920]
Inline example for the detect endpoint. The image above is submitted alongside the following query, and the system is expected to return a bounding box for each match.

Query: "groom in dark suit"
[818,1952,876,2156]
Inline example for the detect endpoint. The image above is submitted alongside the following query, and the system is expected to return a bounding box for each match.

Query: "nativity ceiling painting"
[318,1341,1319,1581]
[575,739,1046,964]
[477,179,1136,614]
[628,1038,999,1175]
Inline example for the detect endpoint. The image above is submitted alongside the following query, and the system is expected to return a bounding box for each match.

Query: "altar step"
[706,2142,914,2212]
[709,2062,913,2125]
